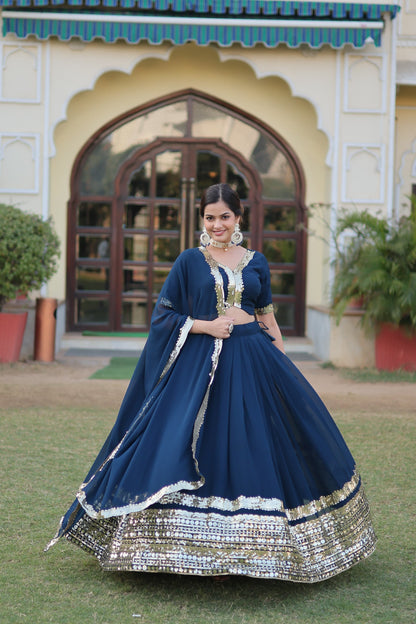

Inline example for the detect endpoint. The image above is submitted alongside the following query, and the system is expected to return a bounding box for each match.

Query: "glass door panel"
[76,299,109,324]
[154,204,181,230]
[263,239,296,264]
[76,234,110,259]
[76,266,109,291]
[226,162,249,200]
[270,271,296,296]
[124,235,149,262]
[274,302,295,328]
[123,267,148,295]
[78,202,111,227]
[80,101,187,194]
[122,301,148,326]
[153,238,180,263]
[196,151,221,195]
[121,149,182,329]
[128,161,151,198]
[124,204,150,229]
[156,151,182,197]
[263,205,297,231]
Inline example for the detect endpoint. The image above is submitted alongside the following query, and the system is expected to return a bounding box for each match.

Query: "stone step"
[59,333,317,360]
[60,333,146,353]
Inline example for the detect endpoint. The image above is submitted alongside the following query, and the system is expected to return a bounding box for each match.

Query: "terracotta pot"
[347,297,364,310]
[375,323,416,371]
[0,311,28,363]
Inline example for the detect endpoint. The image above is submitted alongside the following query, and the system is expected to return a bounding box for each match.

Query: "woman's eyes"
[205,215,230,221]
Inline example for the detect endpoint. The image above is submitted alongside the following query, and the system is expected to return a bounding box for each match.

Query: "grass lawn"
[1,406,415,624]
[89,357,138,380]
[322,364,416,384]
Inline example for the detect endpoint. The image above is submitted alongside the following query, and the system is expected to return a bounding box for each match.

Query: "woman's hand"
[207,316,235,339]
[190,316,235,339]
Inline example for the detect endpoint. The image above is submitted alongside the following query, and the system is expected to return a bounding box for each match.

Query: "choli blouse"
[170,247,274,320]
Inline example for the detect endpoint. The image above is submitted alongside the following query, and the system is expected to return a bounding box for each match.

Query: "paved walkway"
[1,352,414,415]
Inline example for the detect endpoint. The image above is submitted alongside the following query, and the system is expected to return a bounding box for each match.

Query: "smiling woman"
[47,184,376,582]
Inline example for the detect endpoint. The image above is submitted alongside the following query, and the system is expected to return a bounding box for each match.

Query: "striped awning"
[0,2,400,49]
[0,1,402,17]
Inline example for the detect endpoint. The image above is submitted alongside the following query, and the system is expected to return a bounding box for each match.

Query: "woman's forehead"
[204,200,232,215]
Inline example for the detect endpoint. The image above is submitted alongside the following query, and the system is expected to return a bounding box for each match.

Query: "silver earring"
[200,227,211,247]
[231,223,243,246]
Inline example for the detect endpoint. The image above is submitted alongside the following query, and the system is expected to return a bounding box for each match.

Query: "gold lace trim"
[199,247,255,315]
[158,469,360,521]
[255,303,274,315]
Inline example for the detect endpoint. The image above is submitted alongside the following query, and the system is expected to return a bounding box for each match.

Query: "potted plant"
[0,204,60,362]
[331,208,416,371]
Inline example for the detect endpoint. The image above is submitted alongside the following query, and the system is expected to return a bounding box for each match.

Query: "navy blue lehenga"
[47,247,376,582]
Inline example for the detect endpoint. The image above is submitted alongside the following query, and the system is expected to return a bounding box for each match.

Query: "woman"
[47,183,376,582]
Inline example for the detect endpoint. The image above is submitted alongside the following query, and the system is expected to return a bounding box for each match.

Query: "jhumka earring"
[230,223,243,246]
[200,226,211,247]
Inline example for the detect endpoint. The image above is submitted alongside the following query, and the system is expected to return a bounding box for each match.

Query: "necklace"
[209,240,233,251]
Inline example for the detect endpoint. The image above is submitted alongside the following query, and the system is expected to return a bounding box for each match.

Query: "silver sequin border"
[64,482,376,583]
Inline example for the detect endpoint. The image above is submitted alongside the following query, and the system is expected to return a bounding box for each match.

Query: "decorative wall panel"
[0,42,41,103]
[0,133,40,193]
[344,53,386,113]
[342,144,385,203]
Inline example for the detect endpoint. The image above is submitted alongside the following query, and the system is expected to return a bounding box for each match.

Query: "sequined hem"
[64,484,376,583]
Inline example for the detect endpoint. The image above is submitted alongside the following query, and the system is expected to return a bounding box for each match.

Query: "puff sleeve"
[254,253,274,316]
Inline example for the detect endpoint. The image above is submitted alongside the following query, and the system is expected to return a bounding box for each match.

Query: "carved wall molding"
[343,52,386,113]
[0,133,40,193]
[341,143,385,203]
[0,42,41,103]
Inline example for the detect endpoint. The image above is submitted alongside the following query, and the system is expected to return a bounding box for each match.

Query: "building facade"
[1,0,413,363]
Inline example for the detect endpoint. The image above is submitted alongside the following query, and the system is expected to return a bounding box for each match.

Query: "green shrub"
[331,209,416,331]
[0,204,60,310]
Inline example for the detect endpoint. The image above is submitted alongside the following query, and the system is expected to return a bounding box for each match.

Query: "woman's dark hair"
[200,183,243,218]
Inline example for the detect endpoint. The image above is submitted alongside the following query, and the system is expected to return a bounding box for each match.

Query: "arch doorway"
[67,90,307,335]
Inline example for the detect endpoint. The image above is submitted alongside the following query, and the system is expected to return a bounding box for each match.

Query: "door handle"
[187,177,196,249]
[180,177,187,253]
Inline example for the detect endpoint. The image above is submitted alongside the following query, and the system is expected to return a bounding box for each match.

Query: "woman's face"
[203,200,240,244]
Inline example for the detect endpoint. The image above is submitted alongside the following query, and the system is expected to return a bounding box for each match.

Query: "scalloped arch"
[216,50,332,165]
[51,43,330,164]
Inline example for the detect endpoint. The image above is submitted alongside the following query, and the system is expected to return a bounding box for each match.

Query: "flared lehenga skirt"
[62,322,376,582]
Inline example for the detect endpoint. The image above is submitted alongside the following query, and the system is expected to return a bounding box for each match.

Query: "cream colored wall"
[395,87,416,217]
[0,18,397,323]
[0,38,46,217]
[395,1,416,216]
[397,0,416,41]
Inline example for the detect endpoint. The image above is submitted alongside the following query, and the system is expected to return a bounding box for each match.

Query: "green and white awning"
[0,1,400,48]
